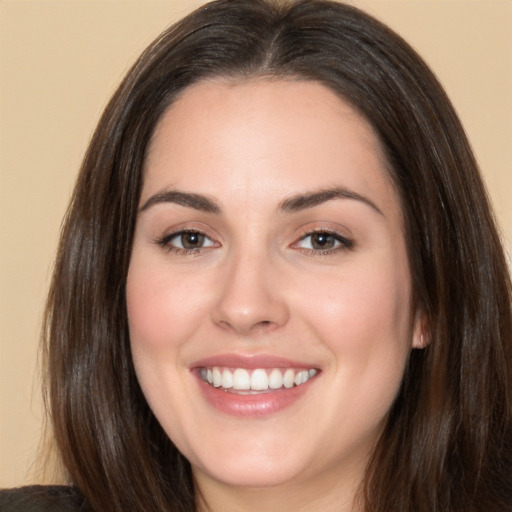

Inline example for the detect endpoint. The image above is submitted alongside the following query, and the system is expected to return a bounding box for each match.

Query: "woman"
[2,0,511,510]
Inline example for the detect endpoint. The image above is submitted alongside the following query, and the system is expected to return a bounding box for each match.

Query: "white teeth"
[201,366,317,391]
[295,370,309,385]
[250,369,268,390]
[268,368,283,389]
[233,368,251,390]
[221,368,233,389]
[212,367,222,387]
[283,369,295,388]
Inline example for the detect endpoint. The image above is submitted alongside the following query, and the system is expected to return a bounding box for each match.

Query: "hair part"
[42,1,512,510]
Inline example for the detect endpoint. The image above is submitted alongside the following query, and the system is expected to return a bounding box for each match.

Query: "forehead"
[142,78,400,218]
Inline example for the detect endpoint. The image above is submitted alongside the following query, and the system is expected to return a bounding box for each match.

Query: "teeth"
[268,368,283,389]
[283,369,295,388]
[221,368,233,389]
[294,370,309,386]
[250,369,268,390]
[200,366,317,392]
[212,367,222,387]
[233,368,251,390]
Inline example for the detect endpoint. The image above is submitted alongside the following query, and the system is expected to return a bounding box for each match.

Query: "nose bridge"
[212,241,289,335]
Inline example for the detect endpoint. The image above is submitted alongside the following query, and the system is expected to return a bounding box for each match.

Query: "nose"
[211,249,290,336]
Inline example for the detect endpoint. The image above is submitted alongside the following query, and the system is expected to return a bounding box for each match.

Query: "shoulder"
[0,485,88,512]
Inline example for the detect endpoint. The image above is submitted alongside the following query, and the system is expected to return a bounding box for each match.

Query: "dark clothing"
[0,486,88,512]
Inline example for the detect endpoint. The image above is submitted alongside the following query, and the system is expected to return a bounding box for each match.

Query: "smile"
[200,367,318,393]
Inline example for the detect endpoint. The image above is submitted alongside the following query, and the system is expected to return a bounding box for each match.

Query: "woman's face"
[127,79,422,494]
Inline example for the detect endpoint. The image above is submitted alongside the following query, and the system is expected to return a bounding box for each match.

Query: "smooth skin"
[126,79,424,512]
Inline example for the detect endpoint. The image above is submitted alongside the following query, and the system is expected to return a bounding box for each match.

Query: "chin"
[196,458,304,489]
[188,440,312,489]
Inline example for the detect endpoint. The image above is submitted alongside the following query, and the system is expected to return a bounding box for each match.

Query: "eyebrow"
[139,190,222,214]
[139,186,383,216]
[279,187,383,216]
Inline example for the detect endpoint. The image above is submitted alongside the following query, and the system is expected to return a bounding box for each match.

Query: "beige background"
[1,0,511,488]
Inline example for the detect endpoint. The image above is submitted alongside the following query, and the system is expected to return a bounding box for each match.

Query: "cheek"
[125,258,209,436]
[126,259,209,351]
[295,256,413,393]
[301,263,410,338]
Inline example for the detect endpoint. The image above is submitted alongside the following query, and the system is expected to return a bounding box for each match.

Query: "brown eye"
[310,232,336,250]
[180,232,205,249]
[158,230,215,252]
[296,231,354,253]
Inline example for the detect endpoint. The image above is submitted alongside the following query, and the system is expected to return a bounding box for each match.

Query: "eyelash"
[154,228,354,256]
[154,229,216,255]
[294,229,354,256]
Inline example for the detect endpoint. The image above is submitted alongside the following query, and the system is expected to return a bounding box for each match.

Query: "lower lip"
[195,375,316,418]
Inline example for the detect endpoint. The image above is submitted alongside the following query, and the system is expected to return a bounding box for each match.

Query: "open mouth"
[199,367,318,394]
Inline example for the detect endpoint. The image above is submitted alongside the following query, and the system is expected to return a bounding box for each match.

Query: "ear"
[411,309,429,349]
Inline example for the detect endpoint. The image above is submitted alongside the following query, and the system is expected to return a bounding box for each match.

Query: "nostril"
[253,320,275,332]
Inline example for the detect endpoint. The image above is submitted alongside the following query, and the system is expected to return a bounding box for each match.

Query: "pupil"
[312,233,334,249]
[182,232,204,249]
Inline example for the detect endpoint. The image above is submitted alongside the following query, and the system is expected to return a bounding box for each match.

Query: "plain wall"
[1,0,511,487]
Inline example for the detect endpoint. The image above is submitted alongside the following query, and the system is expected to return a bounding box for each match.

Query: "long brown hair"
[42,1,512,510]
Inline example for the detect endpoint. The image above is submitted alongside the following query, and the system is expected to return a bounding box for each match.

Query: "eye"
[156,230,216,252]
[295,230,353,253]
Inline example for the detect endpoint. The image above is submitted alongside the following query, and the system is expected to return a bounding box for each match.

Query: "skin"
[126,79,423,512]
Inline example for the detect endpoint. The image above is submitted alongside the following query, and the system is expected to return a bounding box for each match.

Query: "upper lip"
[190,353,320,370]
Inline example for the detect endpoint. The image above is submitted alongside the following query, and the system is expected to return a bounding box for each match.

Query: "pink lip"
[190,353,320,418]
[191,353,316,370]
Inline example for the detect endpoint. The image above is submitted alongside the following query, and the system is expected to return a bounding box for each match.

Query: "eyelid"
[171,230,215,249]
[291,226,354,254]
[154,226,220,254]
[152,222,353,256]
